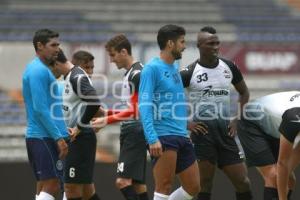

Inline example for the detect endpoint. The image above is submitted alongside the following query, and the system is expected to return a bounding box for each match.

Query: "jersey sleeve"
[180,61,197,88]
[129,69,141,93]
[106,92,138,124]
[221,58,243,85]
[29,67,63,140]
[138,65,158,144]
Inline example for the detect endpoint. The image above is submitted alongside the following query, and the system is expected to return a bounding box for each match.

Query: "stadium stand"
[0,0,300,42]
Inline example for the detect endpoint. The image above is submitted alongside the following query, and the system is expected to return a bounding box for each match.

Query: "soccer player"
[22,29,68,200]
[138,24,200,200]
[238,91,300,200]
[55,49,102,200]
[180,26,252,200]
[92,34,149,200]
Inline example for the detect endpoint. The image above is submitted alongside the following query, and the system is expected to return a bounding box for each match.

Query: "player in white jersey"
[180,26,252,200]
[238,91,300,200]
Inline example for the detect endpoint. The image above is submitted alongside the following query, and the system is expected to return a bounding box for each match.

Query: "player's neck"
[63,61,74,76]
[125,56,134,71]
[199,57,218,68]
[160,51,175,64]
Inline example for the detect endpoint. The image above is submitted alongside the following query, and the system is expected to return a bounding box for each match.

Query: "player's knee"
[115,178,132,189]
[264,169,277,187]
[235,177,251,192]
[155,178,173,194]
[288,173,296,189]
[200,176,213,192]
[43,179,60,195]
[188,183,201,196]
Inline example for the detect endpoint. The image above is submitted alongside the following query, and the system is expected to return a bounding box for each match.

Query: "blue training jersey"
[139,57,188,144]
[22,57,68,140]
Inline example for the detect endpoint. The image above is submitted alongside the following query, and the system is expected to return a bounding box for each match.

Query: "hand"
[228,118,238,137]
[149,140,163,157]
[91,117,107,132]
[188,121,208,135]
[68,126,80,142]
[57,138,68,159]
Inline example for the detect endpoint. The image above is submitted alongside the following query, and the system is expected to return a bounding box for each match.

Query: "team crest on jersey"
[223,69,231,79]
[56,160,63,171]
[164,71,170,78]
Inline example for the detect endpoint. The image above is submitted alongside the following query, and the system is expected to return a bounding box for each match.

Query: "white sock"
[62,192,67,200]
[169,187,193,200]
[36,191,55,200]
[154,192,169,200]
[35,194,39,200]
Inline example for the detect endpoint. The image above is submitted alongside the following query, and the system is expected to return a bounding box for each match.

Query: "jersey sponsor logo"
[117,162,124,173]
[172,73,181,84]
[223,69,231,79]
[290,93,300,102]
[202,85,229,97]
[291,114,300,123]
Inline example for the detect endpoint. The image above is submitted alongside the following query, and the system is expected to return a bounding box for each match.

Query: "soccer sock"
[263,187,278,200]
[62,192,67,200]
[288,190,292,200]
[36,192,55,200]
[236,191,253,200]
[169,187,193,200]
[154,192,169,200]
[138,192,149,200]
[197,192,211,200]
[120,185,139,200]
[89,193,101,200]
[35,194,39,200]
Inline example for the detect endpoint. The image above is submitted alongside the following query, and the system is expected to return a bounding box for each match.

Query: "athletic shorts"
[117,122,147,183]
[64,131,97,184]
[191,119,243,168]
[237,120,279,167]
[151,135,196,174]
[26,138,63,181]
[279,107,300,143]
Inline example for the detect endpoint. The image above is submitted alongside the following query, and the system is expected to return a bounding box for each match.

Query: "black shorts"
[191,119,243,168]
[118,122,147,183]
[279,107,300,143]
[64,131,97,184]
[151,135,196,174]
[237,120,279,167]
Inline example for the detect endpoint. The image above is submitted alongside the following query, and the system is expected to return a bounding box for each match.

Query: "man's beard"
[172,49,182,60]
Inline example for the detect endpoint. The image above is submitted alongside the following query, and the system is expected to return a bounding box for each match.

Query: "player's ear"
[167,40,174,48]
[36,42,44,51]
[120,48,127,55]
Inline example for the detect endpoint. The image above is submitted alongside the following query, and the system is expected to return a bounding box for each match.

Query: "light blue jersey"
[22,57,68,140]
[139,57,188,144]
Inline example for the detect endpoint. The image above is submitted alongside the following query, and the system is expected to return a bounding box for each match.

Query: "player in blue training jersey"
[22,29,68,200]
[139,24,200,200]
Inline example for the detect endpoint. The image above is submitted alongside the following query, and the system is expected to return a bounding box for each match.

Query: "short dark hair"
[56,49,67,64]
[32,29,59,51]
[105,34,132,55]
[200,26,217,34]
[72,50,94,65]
[157,24,185,50]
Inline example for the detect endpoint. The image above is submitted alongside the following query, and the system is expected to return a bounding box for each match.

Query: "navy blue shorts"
[279,107,300,143]
[151,135,196,174]
[26,138,63,181]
